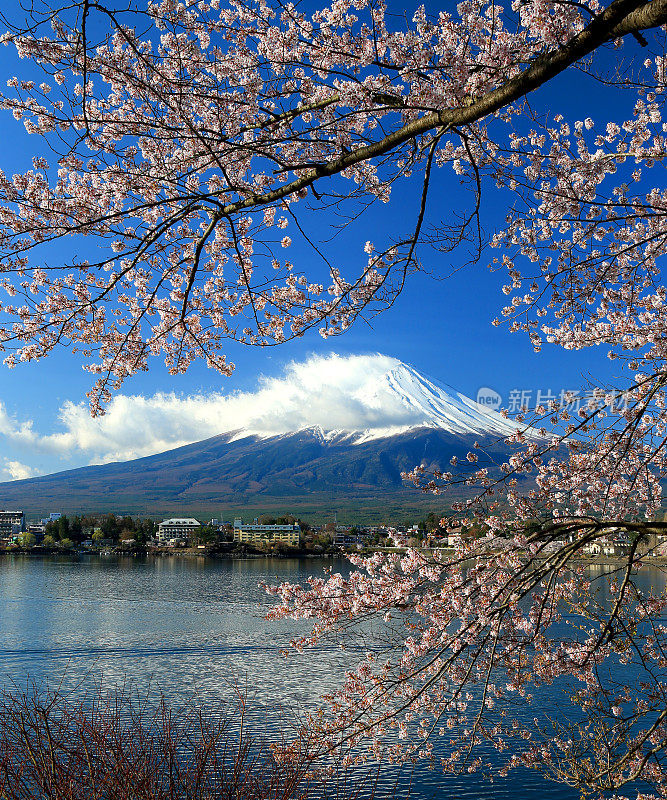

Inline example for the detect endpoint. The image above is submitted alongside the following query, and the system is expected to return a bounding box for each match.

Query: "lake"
[1,554,660,799]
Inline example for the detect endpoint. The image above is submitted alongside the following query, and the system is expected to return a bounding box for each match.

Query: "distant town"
[2,507,667,559]
[0,508,451,555]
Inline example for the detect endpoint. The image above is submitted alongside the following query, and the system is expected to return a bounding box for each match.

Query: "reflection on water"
[2,554,664,799]
[0,554,345,722]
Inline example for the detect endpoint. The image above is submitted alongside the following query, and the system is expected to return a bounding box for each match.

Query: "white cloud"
[1,459,37,481]
[0,354,430,471]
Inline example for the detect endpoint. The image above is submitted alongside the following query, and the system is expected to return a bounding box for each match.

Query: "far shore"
[0,545,334,560]
[2,546,667,569]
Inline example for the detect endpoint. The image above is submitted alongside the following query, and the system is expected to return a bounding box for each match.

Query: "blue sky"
[0,2,645,479]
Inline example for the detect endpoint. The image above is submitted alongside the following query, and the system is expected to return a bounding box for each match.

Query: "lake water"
[1,554,662,799]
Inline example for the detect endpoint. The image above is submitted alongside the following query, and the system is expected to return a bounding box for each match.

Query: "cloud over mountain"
[0,354,425,467]
[0,459,37,481]
[0,353,513,474]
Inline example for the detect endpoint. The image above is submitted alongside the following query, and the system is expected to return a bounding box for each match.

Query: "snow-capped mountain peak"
[362,362,517,436]
[0,352,522,479]
[226,354,520,444]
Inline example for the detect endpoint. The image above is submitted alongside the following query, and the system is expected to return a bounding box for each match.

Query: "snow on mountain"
[347,360,520,442]
[225,358,520,444]
[219,355,520,445]
[225,353,522,443]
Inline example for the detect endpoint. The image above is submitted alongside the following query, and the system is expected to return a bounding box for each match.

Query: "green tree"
[56,516,70,541]
[137,519,157,540]
[42,535,56,549]
[100,514,120,541]
[20,532,36,548]
[44,520,59,539]
[426,512,440,532]
[59,538,74,550]
[133,528,147,546]
[197,525,220,545]
[69,516,83,543]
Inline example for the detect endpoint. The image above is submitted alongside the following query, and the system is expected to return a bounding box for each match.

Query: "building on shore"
[333,527,372,547]
[580,527,631,557]
[27,523,46,541]
[40,512,62,526]
[233,518,301,547]
[0,510,25,537]
[157,518,201,545]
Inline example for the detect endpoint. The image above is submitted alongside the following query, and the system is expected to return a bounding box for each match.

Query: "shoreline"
[2,546,667,568]
[0,546,340,560]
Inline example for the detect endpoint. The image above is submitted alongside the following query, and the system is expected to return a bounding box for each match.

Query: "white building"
[233,519,300,547]
[583,532,630,557]
[157,518,201,544]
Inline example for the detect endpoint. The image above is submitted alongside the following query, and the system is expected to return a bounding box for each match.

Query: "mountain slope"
[0,427,519,518]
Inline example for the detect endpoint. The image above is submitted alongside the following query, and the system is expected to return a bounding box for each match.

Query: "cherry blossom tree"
[0,0,662,409]
[3,0,667,796]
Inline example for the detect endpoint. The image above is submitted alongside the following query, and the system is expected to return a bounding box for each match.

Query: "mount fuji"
[0,358,528,520]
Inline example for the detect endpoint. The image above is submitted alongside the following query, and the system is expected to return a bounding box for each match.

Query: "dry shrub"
[0,683,317,800]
